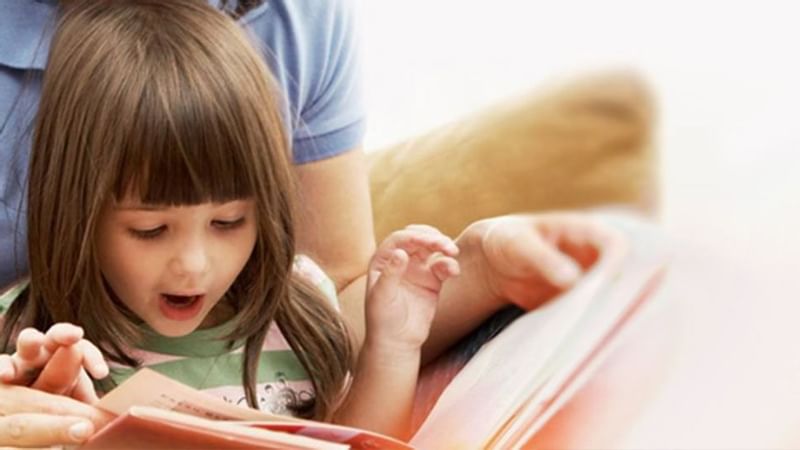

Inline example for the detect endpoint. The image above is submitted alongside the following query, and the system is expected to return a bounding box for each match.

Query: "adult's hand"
[421,212,623,362]
[0,383,112,448]
[472,212,623,310]
[0,323,113,447]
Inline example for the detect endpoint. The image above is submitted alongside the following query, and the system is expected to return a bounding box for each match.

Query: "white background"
[357,1,800,447]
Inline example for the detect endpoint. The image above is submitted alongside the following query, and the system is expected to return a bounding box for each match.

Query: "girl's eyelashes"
[127,217,246,240]
[129,225,166,240]
[212,217,246,229]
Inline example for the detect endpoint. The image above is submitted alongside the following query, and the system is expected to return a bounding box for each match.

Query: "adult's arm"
[294,147,375,346]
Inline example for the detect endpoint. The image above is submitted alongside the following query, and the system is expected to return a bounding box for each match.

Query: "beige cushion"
[367,70,658,241]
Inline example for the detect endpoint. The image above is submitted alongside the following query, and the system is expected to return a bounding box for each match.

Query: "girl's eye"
[212,217,245,230]
[129,226,166,240]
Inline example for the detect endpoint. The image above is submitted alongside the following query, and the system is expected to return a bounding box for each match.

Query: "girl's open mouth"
[158,294,205,321]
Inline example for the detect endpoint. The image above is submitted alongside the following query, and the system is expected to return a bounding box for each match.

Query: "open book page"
[79,406,347,450]
[410,212,670,449]
[97,367,294,421]
[89,368,412,450]
[489,214,669,448]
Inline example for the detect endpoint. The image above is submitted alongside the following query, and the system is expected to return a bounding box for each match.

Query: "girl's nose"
[170,239,209,277]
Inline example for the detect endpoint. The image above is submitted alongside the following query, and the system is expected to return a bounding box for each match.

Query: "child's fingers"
[11,328,50,383]
[368,244,397,287]
[0,354,16,382]
[77,339,109,380]
[404,224,459,252]
[31,345,83,395]
[368,249,409,303]
[369,231,412,275]
[15,327,47,361]
[43,323,84,353]
[369,247,408,276]
[429,256,461,283]
[72,368,100,404]
[382,229,458,259]
[11,326,85,386]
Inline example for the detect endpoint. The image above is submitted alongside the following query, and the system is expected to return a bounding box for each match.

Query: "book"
[408,211,669,449]
[77,211,668,449]
[79,368,412,450]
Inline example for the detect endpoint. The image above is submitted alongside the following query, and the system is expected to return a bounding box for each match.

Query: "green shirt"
[0,255,338,416]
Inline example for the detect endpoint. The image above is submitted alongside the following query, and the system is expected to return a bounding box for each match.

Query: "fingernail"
[69,421,92,441]
[94,364,109,378]
[391,253,402,267]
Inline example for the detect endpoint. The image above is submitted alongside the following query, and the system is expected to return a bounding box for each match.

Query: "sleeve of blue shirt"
[243,0,367,164]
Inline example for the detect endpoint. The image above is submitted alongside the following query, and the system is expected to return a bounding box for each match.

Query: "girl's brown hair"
[0,0,352,419]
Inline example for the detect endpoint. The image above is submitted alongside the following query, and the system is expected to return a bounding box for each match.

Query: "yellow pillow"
[367,70,658,241]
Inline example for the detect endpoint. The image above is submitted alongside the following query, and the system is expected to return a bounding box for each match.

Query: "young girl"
[0,0,618,446]
[0,0,461,441]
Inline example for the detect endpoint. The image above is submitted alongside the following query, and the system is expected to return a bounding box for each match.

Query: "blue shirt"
[0,0,366,287]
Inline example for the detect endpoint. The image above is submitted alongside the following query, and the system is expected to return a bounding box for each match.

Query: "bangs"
[51,0,293,210]
[110,72,259,206]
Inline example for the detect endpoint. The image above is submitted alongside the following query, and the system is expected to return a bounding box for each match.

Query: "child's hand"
[0,323,109,403]
[365,225,460,352]
[462,213,624,311]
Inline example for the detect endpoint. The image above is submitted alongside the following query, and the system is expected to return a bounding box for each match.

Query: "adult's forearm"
[421,220,507,364]
[293,148,376,292]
